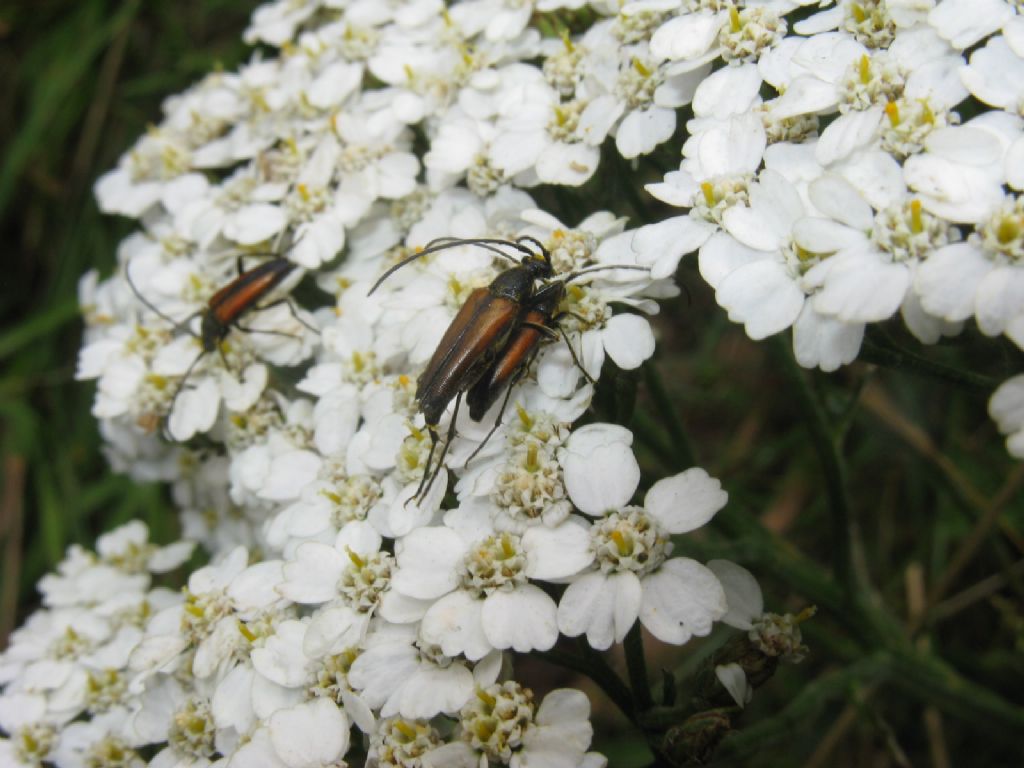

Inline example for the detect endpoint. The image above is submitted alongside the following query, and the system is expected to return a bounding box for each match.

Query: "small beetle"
[370,236,645,500]
[126,255,312,437]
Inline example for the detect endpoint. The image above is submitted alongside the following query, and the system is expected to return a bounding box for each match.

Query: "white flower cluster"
[624,0,1024,455]
[9,0,1021,764]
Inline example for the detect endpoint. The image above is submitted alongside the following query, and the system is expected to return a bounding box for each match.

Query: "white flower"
[266,696,351,768]
[699,170,808,341]
[279,521,397,654]
[559,429,728,648]
[390,506,578,658]
[348,624,502,720]
[798,173,961,344]
[990,374,1024,458]
[488,68,603,186]
[928,0,1015,50]
[577,25,705,159]
[914,193,1024,348]
[960,26,1024,112]
[904,114,1023,225]
[422,684,599,768]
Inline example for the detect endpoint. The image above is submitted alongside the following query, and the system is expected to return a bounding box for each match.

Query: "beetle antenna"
[514,235,550,262]
[368,236,542,295]
[161,348,207,441]
[125,259,198,335]
[560,263,651,283]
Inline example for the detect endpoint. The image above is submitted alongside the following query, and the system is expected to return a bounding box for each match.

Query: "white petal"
[616,108,677,159]
[482,585,559,653]
[398,664,475,719]
[716,259,805,339]
[975,267,1024,336]
[523,519,594,580]
[269,698,349,768]
[251,620,313,687]
[421,591,491,661]
[303,604,367,657]
[279,543,343,604]
[168,377,220,440]
[1007,137,1024,191]
[707,560,763,630]
[226,728,285,768]
[815,108,883,167]
[579,95,625,147]
[808,175,873,231]
[914,243,990,321]
[392,527,465,599]
[698,231,767,289]
[697,113,766,176]
[650,12,724,62]
[601,314,655,370]
[536,687,591,727]
[929,0,1012,49]
[715,663,751,707]
[0,693,45,731]
[223,204,287,245]
[212,664,255,734]
[692,63,762,119]
[563,439,640,516]
[813,256,910,323]
[836,150,905,211]
[768,75,839,119]
[536,143,601,186]
[229,560,285,610]
[558,571,641,650]
[348,641,418,709]
[792,217,866,254]
[639,558,726,644]
[632,217,716,279]
[792,303,864,372]
[261,451,323,502]
[990,375,1024,434]
[644,468,727,534]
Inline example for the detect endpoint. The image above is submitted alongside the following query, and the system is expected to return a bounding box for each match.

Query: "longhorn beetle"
[125,255,313,438]
[369,235,647,501]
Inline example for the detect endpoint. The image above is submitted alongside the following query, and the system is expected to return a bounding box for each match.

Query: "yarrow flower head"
[20,0,1024,766]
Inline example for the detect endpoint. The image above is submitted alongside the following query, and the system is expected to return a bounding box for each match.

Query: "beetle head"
[200,313,224,353]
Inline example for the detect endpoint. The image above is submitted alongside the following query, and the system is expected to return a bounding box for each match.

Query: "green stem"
[625,623,654,712]
[860,333,998,392]
[643,361,696,469]
[774,337,862,598]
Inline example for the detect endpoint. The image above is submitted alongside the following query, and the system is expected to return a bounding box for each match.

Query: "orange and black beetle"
[371,236,557,498]
[371,235,638,500]
[126,255,309,437]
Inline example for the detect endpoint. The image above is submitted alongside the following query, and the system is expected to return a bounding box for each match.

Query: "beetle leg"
[519,321,559,340]
[250,297,321,335]
[560,327,596,386]
[232,323,302,340]
[162,349,207,441]
[463,365,527,468]
[415,391,462,503]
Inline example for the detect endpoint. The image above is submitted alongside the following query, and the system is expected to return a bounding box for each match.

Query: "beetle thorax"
[488,264,542,302]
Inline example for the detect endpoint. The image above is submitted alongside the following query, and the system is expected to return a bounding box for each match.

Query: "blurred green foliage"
[1,2,1022,766]
[0,0,256,639]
